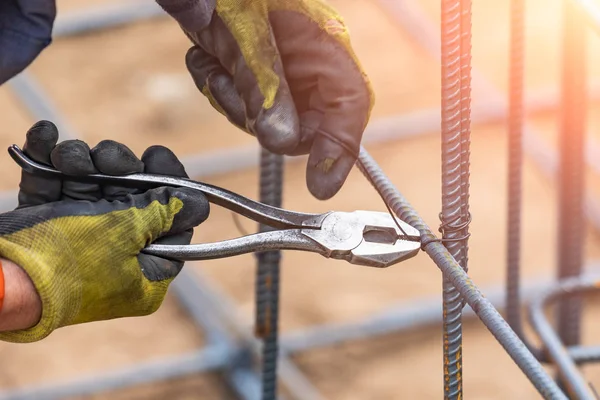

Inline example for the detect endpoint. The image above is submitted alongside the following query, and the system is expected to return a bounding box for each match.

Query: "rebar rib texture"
[504,0,551,363]
[357,147,567,399]
[256,149,284,400]
[556,0,587,350]
[506,0,526,342]
[440,0,472,397]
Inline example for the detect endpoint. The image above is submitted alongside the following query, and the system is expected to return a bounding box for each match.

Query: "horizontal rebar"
[0,347,232,400]
[376,0,600,228]
[8,74,77,141]
[53,2,166,37]
[8,71,600,183]
[182,269,327,400]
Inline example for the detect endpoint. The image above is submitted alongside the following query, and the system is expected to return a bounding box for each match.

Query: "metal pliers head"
[302,211,421,268]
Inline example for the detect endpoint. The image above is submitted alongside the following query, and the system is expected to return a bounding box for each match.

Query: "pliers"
[9,145,422,268]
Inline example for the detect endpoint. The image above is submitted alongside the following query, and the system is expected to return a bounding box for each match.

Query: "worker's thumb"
[125,186,210,244]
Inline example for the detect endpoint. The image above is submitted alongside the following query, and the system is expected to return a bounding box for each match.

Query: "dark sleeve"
[0,0,56,85]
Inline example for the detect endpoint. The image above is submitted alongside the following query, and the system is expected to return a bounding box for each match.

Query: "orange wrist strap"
[0,260,4,314]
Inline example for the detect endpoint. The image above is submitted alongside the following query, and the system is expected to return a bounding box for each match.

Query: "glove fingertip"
[142,146,188,178]
[90,140,144,175]
[167,187,210,233]
[23,120,59,165]
[255,109,301,155]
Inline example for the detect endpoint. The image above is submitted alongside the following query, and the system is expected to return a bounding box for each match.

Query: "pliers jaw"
[302,211,421,268]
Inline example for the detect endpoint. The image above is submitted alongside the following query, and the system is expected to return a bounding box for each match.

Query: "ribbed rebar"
[529,275,600,400]
[357,147,567,399]
[504,0,552,364]
[506,0,526,343]
[255,149,284,400]
[441,0,471,397]
[556,0,587,350]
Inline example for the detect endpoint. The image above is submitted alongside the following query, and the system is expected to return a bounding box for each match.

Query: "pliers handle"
[9,145,422,268]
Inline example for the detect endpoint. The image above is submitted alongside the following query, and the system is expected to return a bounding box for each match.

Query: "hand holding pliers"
[10,145,421,268]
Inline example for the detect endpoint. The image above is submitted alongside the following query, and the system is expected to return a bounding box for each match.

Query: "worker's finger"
[50,140,102,201]
[17,120,61,208]
[0,0,56,84]
[141,145,188,178]
[90,140,145,201]
[137,229,193,281]
[140,146,209,272]
[271,13,372,200]
[199,18,301,154]
[186,46,247,131]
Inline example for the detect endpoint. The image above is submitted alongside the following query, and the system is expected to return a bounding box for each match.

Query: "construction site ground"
[1,0,600,399]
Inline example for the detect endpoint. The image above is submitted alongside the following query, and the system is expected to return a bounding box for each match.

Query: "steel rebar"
[529,275,600,400]
[281,266,600,366]
[357,147,567,399]
[0,347,232,400]
[53,2,166,38]
[506,0,529,347]
[556,0,588,350]
[185,269,326,400]
[440,0,472,397]
[256,150,284,400]
[376,0,600,230]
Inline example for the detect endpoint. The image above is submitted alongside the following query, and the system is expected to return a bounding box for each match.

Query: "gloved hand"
[0,120,209,343]
[157,0,375,200]
[0,0,56,84]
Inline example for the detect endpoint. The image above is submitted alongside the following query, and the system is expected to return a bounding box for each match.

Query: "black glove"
[156,0,375,200]
[0,120,210,343]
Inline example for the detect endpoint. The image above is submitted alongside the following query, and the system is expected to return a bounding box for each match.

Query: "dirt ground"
[1,0,600,399]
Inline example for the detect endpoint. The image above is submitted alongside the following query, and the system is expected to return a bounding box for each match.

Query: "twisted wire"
[255,149,284,400]
[441,0,472,397]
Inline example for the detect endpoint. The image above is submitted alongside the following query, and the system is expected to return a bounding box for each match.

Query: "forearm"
[0,259,41,332]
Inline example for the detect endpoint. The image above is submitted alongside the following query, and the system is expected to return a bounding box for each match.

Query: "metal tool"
[9,145,421,268]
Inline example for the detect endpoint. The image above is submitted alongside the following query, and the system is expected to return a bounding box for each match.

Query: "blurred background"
[1,0,600,398]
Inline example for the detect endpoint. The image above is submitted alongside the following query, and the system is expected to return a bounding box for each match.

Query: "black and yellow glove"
[0,121,209,343]
[157,0,375,200]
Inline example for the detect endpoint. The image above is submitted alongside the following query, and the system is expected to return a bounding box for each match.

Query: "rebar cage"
[1,0,600,399]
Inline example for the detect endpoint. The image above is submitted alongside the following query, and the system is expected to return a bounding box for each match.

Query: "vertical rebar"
[356,148,567,399]
[506,0,526,340]
[255,149,284,400]
[441,0,472,397]
[556,0,587,350]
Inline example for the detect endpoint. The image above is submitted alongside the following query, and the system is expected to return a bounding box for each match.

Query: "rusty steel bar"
[255,150,284,400]
[556,0,588,351]
[440,0,472,397]
[357,147,567,399]
[529,274,600,400]
[506,0,527,344]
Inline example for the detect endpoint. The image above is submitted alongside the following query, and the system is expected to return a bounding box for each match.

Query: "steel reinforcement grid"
[1,0,600,399]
